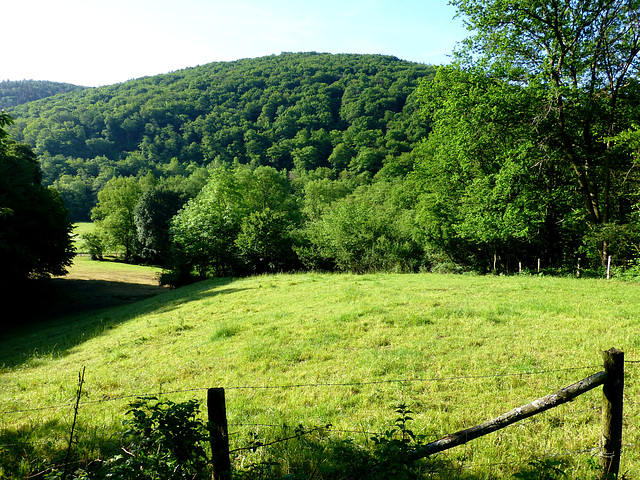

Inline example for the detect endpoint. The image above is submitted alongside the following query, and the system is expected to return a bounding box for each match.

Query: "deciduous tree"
[91,176,141,261]
[0,112,74,287]
[416,0,640,267]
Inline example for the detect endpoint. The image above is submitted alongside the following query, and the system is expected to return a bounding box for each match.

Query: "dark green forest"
[4,17,640,282]
[6,53,433,222]
[0,111,74,288]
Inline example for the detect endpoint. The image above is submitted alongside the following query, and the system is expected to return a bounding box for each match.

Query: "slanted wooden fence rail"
[207,348,625,480]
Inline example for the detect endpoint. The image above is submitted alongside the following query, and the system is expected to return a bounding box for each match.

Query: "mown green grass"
[1,272,640,478]
[62,254,162,279]
[71,222,95,254]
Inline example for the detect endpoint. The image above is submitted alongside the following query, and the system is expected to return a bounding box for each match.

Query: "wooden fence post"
[208,388,231,480]
[600,348,624,478]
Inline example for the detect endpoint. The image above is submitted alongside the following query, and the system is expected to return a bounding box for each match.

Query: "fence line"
[0,351,633,479]
[0,401,600,449]
[0,364,603,416]
[205,348,624,479]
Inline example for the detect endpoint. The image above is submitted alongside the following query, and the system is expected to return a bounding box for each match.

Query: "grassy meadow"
[71,222,95,254]
[1,269,640,478]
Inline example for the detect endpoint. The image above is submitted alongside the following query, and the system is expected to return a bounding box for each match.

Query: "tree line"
[84,164,426,285]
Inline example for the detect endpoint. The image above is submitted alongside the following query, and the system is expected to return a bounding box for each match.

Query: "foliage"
[235,208,299,274]
[458,0,640,262]
[38,397,211,480]
[411,66,582,271]
[134,179,195,265]
[299,180,425,273]
[167,164,301,282]
[99,397,210,479]
[0,112,75,289]
[91,176,142,261]
[368,403,425,479]
[6,53,434,221]
[167,166,247,280]
[80,229,108,260]
[231,405,437,480]
[0,80,86,109]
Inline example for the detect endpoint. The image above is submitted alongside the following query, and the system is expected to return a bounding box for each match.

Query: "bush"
[101,397,211,479]
[81,230,108,260]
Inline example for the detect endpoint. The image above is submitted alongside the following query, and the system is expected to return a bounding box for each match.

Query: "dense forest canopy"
[6,53,434,221]
[0,80,86,109]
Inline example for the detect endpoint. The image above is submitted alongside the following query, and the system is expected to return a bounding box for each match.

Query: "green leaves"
[299,180,424,273]
[91,176,142,261]
[0,115,75,287]
[168,164,301,281]
[413,0,640,268]
[104,396,210,480]
[7,54,435,221]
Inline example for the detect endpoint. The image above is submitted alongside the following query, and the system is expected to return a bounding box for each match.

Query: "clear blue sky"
[3,0,469,87]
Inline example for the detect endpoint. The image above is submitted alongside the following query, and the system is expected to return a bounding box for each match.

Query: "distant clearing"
[19,256,166,322]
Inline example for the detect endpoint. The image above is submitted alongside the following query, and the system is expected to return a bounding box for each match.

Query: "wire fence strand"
[1,361,632,476]
[0,364,602,416]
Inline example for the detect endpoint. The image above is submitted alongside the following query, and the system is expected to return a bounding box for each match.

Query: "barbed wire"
[223,365,602,390]
[0,361,631,468]
[229,424,332,454]
[0,364,602,416]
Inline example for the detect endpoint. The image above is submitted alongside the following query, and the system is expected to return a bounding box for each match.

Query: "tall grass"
[1,272,640,478]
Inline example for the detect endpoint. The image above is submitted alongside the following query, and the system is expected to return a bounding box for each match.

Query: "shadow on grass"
[0,276,245,368]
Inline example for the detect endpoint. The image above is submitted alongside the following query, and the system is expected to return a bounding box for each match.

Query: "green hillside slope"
[6,53,434,221]
[0,80,86,109]
[1,273,639,477]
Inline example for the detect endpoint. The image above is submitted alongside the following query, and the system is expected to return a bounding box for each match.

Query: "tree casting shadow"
[0,276,244,368]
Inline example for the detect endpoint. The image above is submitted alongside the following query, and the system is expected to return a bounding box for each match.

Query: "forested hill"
[0,80,86,109]
[6,52,435,221]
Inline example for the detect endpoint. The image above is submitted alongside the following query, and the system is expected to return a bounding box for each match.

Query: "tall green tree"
[413,66,581,271]
[0,112,74,287]
[167,164,301,282]
[91,176,142,261]
[235,207,298,274]
[300,180,424,273]
[168,167,245,280]
[134,181,191,265]
[417,0,640,266]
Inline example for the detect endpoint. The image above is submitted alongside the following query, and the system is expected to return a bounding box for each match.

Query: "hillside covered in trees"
[5,26,640,281]
[0,80,86,109]
[6,53,433,221]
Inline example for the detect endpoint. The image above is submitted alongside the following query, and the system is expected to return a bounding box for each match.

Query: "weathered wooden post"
[208,388,231,480]
[600,348,624,478]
